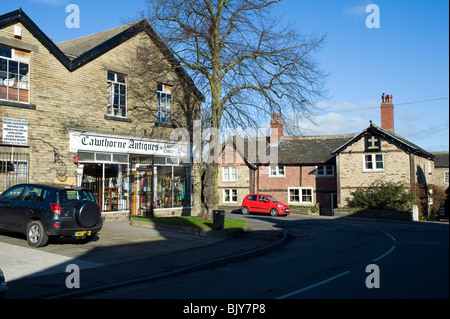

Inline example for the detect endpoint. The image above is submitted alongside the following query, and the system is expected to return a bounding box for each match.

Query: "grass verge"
[133,216,247,231]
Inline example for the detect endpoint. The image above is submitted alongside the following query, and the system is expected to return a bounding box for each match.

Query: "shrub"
[346,181,415,211]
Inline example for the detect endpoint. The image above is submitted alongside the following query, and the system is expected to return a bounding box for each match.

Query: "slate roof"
[57,22,141,59]
[432,152,449,168]
[278,134,358,165]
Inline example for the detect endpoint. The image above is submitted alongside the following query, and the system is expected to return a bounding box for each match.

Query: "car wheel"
[242,207,250,215]
[270,208,278,217]
[27,220,49,247]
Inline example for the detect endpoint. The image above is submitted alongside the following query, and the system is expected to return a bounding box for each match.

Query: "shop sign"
[2,117,28,146]
[70,132,188,158]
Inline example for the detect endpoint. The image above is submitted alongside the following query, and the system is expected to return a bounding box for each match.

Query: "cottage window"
[107,71,127,117]
[157,83,172,123]
[0,45,30,103]
[364,154,384,171]
[317,165,334,177]
[445,172,449,184]
[270,165,285,177]
[224,189,238,203]
[223,166,237,181]
[288,187,313,204]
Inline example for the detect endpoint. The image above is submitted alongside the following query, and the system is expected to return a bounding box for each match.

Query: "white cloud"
[343,1,372,18]
[296,112,368,136]
[31,0,69,6]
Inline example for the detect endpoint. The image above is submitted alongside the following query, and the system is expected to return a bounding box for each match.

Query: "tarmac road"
[80,215,449,299]
[1,213,448,299]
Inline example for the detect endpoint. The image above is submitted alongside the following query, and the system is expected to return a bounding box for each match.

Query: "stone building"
[218,93,437,214]
[0,9,203,220]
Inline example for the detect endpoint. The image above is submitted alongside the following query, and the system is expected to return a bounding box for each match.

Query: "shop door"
[81,164,103,208]
[137,167,153,216]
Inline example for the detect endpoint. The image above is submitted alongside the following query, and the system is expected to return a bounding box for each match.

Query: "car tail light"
[52,222,61,227]
[98,202,102,214]
[50,203,61,215]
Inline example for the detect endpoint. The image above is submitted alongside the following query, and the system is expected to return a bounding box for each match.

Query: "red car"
[241,194,290,216]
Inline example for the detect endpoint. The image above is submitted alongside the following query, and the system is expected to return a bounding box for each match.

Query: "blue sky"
[2,0,449,152]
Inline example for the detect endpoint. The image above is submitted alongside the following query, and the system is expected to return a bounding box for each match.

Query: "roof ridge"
[56,21,141,46]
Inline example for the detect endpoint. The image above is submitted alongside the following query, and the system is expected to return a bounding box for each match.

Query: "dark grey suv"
[0,183,103,247]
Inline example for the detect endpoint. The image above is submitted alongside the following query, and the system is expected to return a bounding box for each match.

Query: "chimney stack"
[380,93,394,132]
[270,113,283,144]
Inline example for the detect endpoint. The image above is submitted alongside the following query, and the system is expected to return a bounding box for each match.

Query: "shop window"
[81,163,129,212]
[107,71,127,117]
[0,45,30,103]
[157,83,172,123]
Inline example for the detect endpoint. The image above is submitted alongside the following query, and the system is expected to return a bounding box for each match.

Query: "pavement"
[0,215,286,299]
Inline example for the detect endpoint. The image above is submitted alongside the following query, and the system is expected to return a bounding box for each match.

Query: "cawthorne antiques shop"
[71,131,191,218]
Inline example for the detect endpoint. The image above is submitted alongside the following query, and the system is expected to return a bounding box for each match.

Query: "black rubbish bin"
[212,210,225,230]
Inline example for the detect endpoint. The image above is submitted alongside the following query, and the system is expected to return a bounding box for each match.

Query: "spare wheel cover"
[77,201,100,228]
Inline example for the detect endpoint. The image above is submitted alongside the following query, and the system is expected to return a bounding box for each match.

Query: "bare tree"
[144,0,328,219]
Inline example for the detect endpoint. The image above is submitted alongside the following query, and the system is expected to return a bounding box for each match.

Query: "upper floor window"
[0,45,30,103]
[364,154,384,171]
[270,165,285,177]
[107,71,127,117]
[317,165,334,177]
[223,166,237,181]
[445,172,449,184]
[157,83,172,123]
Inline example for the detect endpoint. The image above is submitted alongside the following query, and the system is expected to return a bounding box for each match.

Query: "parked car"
[241,194,290,216]
[0,183,103,247]
[0,268,7,299]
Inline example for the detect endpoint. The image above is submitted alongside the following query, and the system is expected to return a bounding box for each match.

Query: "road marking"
[275,271,351,299]
[372,245,396,262]
[381,231,396,241]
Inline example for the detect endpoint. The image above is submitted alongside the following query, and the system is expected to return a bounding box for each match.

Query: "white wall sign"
[70,132,188,158]
[2,117,28,146]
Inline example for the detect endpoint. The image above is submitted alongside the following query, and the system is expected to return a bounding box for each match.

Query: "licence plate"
[285,209,290,212]
[74,231,91,237]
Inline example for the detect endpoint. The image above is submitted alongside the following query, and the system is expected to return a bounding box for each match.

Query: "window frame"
[107,71,127,118]
[288,187,313,204]
[269,165,285,177]
[364,153,384,171]
[223,189,238,203]
[157,83,172,124]
[316,165,334,177]
[222,166,238,181]
[0,45,30,104]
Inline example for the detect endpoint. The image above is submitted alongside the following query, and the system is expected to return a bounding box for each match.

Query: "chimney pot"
[270,113,283,144]
[380,93,394,131]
